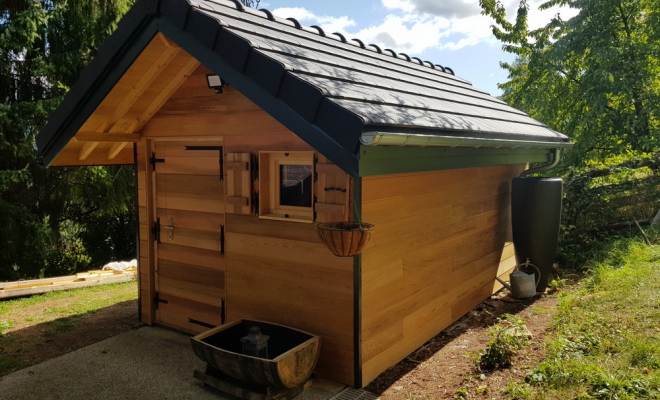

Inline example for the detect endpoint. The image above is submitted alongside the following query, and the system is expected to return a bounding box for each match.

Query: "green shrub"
[556,156,659,270]
[477,314,530,370]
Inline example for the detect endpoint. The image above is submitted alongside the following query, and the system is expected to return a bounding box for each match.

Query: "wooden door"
[152,140,226,333]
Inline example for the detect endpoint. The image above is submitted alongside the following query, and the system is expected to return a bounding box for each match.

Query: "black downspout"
[133,143,142,323]
[353,177,363,388]
[520,149,561,177]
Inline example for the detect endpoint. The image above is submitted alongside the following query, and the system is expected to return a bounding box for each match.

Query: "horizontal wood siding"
[225,215,354,386]
[140,65,290,138]
[135,63,355,385]
[221,121,355,385]
[360,164,525,384]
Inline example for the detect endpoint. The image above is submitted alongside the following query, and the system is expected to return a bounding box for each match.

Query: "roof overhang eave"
[360,131,573,150]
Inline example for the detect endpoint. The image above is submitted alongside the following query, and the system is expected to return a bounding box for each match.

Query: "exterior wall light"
[205,74,225,93]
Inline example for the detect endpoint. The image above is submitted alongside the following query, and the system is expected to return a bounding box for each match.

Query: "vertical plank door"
[153,140,226,333]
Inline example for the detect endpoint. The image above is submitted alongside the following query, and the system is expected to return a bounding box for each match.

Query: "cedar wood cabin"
[36,0,572,388]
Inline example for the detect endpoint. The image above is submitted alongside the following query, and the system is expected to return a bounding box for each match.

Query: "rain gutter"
[359,132,574,149]
[520,149,562,177]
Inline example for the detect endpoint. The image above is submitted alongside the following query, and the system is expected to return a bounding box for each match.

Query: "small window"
[279,165,313,207]
[259,151,315,223]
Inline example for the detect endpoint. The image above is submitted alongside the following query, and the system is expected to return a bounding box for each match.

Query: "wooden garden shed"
[36,0,572,388]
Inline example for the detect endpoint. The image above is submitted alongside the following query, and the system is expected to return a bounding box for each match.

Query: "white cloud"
[383,0,480,18]
[352,14,451,54]
[272,7,356,33]
[382,0,415,13]
[272,1,578,56]
[527,0,579,29]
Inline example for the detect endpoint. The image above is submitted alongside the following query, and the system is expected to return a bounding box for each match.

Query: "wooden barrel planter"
[190,319,320,389]
[317,222,375,257]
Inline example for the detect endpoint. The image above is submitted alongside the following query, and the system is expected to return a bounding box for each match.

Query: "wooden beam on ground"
[79,141,99,161]
[0,273,136,300]
[108,142,129,160]
[129,57,201,133]
[634,218,652,246]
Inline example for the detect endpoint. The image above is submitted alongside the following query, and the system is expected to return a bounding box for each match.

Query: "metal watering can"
[495,258,541,299]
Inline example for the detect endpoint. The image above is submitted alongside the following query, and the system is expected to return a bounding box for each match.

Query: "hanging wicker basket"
[316,222,375,257]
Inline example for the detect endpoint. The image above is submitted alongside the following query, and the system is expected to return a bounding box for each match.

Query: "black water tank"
[511,177,563,291]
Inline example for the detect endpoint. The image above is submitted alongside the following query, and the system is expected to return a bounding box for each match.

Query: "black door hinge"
[221,298,225,324]
[251,154,259,215]
[154,292,168,309]
[150,151,165,170]
[220,224,225,255]
[251,154,259,181]
[152,217,161,243]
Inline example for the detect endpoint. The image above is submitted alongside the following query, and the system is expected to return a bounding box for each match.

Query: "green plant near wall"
[477,314,530,371]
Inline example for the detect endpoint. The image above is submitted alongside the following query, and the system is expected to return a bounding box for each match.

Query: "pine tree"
[0,0,136,280]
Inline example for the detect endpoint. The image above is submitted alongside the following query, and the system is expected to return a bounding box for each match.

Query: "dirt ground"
[2,289,558,399]
[365,291,558,400]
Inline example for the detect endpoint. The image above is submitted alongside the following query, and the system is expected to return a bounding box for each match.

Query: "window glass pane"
[280,165,312,207]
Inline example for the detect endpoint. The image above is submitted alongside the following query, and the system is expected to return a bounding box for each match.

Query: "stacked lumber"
[0,268,137,299]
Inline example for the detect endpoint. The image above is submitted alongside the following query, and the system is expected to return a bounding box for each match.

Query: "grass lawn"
[0,281,139,376]
[504,238,660,399]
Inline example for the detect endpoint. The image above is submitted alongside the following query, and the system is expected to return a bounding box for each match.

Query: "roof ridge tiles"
[197,0,460,79]
[192,8,487,102]
[192,7,496,100]
[196,1,478,90]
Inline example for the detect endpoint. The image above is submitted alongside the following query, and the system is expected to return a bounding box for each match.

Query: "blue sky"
[258,0,578,96]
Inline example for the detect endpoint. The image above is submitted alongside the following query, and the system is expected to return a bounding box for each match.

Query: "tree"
[0,0,136,280]
[479,0,660,166]
[240,0,260,8]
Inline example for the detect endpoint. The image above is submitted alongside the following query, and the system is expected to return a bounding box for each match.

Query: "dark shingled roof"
[37,0,569,174]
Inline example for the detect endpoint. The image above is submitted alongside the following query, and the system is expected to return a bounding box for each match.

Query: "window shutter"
[315,156,350,222]
[225,152,252,215]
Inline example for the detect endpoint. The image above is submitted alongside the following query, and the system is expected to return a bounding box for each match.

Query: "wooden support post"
[143,139,157,324]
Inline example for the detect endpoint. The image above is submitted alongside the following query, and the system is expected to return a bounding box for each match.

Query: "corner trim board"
[353,176,362,387]
[134,143,142,322]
